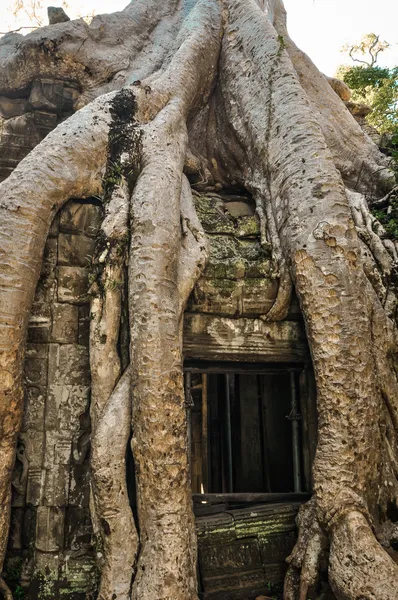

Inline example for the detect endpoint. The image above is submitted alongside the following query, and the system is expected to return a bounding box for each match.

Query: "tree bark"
[0,0,397,598]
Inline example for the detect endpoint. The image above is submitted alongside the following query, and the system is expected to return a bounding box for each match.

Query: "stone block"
[42,236,58,272]
[46,384,90,431]
[26,467,42,506]
[34,549,61,578]
[234,215,261,238]
[0,96,28,118]
[58,233,95,267]
[27,315,52,343]
[59,201,102,238]
[61,84,80,112]
[51,303,78,343]
[22,386,46,431]
[43,464,70,506]
[23,386,46,431]
[189,278,242,316]
[48,344,90,387]
[224,200,255,218]
[43,432,72,468]
[199,539,263,578]
[59,555,98,595]
[183,314,309,363]
[23,430,45,469]
[32,275,57,306]
[204,258,246,280]
[57,266,89,304]
[241,278,279,316]
[33,110,58,130]
[29,79,80,115]
[29,79,59,112]
[244,259,271,278]
[24,344,48,388]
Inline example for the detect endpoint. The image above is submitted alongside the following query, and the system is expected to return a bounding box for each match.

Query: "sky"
[1,0,397,76]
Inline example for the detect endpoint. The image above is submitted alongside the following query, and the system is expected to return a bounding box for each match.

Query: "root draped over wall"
[0,1,398,599]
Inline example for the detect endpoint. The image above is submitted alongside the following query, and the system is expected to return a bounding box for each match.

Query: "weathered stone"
[51,303,78,343]
[224,200,255,218]
[234,215,261,238]
[27,315,52,343]
[46,385,90,431]
[48,344,90,387]
[48,6,71,24]
[26,467,42,506]
[205,259,246,280]
[43,432,72,468]
[57,266,89,303]
[24,344,48,387]
[33,550,60,582]
[22,386,46,431]
[194,194,237,235]
[35,506,65,551]
[33,110,58,131]
[189,278,242,316]
[59,555,98,595]
[59,201,102,237]
[0,96,28,118]
[43,464,70,506]
[22,506,37,548]
[58,233,95,266]
[184,314,309,363]
[29,80,58,112]
[242,278,279,316]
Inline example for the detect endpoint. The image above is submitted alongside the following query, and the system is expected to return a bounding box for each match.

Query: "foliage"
[341,33,390,67]
[337,34,398,136]
[372,196,398,241]
[3,560,25,599]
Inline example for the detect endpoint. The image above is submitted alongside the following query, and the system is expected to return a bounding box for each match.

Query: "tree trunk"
[0,0,397,598]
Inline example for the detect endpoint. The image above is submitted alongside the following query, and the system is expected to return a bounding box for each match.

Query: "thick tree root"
[329,511,398,599]
[89,178,138,599]
[91,369,137,600]
[286,504,398,600]
[285,500,328,600]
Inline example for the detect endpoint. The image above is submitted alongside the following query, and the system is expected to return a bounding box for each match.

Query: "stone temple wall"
[6,200,102,599]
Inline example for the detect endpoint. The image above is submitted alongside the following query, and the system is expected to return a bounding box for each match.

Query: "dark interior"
[186,363,305,495]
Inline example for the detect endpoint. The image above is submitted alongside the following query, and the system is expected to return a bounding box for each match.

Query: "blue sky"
[1,0,397,76]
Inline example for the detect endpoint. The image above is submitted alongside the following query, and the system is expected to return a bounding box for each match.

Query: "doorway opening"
[185,361,313,497]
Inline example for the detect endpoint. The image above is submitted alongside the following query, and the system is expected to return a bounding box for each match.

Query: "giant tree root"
[0,1,398,599]
[91,369,137,600]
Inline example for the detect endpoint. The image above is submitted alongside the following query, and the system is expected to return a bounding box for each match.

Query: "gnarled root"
[329,511,398,599]
[285,499,329,600]
[89,177,138,599]
[91,369,137,600]
[286,503,398,600]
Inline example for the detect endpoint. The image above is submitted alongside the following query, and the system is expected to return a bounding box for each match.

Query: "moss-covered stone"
[191,192,277,317]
